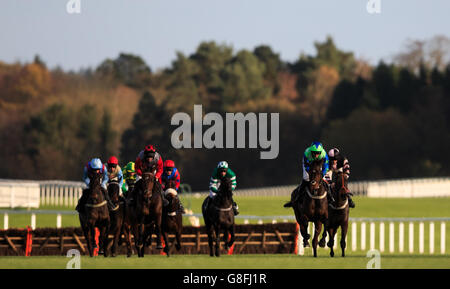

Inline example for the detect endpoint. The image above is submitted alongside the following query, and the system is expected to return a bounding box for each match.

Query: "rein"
[214,205,233,212]
[85,200,107,208]
[329,198,348,210]
[305,186,327,200]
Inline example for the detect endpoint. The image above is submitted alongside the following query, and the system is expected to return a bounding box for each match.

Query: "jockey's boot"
[233,203,239,216]
[347,195,355,208]
[326,183,336,205]
[231,197,239,215]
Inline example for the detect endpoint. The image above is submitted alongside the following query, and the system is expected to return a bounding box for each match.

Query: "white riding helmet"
[217,161,229,169]
[328,148,340,158]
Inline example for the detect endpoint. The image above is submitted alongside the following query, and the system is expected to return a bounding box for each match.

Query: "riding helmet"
[164,160,175,168]
[328,148,340,158]
[217,161,228,169]
[89,158,103,170]
[310,141,324,152]
[107,156,119,165]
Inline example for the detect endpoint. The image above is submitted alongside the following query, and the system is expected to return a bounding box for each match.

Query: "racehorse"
[79,172,110,257]
[106,180,131,257]
[293,159,329,257]
[125,170,163,257]
[202,176,235,257]
[319,170,350,257]
[161,181,183,256]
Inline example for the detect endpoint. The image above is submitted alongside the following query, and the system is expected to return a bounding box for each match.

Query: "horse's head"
[164,188,179,213]
[107,181,121,204]
[141,172,155,200]
[334,170,349,203]
[218,176,233,199]
[309,159,324,191]
[88,172,103,199]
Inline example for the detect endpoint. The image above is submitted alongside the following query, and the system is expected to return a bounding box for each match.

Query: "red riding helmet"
[144,145,156,153]
[107,156,119,165]
[164,160,175,168]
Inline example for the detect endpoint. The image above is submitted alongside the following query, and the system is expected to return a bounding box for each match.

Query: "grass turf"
[0,254,448,269]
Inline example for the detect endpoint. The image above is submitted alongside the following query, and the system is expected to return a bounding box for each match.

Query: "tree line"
[0,36,449,190]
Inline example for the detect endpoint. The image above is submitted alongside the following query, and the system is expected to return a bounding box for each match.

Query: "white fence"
[0,177,450,209]
[295,218,448,256]
[0,180,40,208]
[39,180,84,207]
[198,177,450,198]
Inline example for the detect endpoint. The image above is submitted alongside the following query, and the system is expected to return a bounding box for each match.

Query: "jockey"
[131,144,166,206]
[161,160,181,191]
[284,141,334,208]
[105,156,123,195]
[82,158,109,190]
[161,159,185,214]
[206,161,239,215]
[135,144,164,183]
[76,158,113,212]
[328,147,355,208]
[122,161,136,197]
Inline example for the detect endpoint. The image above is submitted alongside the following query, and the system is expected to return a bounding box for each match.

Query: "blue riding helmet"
[89,158,103,170]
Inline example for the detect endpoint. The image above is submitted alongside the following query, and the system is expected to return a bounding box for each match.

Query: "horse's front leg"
[206,224,214,257]
[90,224,97,252]
[162,230,170,257]
[175,226,182,251]
[123,224,133,257]
[328,227,336,257]
[341,222,348,257]
[155,213,163,250]
[214,225,221,257]
[319,219,328,248]
[99,222,109,257]
[313,221,322,258]
[299,219,310,247]
[132,222,143,257]
[82,223,93,257]
[111,219,121,257]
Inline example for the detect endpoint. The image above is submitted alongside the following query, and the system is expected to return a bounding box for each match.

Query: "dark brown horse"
[79,172,110,257]
[125,171,163,257]
[319,170,350,257]
[202,177,235,257]
[293,159,329,257]
[161,185,183,256]
[106,180,131,257]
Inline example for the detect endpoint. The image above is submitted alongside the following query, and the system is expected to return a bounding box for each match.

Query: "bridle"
[85,174,107,208]
[213,179,233,212]
[329,172,349,210]
[307,169,327,200]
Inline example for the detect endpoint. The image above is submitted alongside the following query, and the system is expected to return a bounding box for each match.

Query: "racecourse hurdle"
[0,209,448,256]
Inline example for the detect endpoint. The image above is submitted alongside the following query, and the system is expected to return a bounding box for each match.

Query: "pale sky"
[0,0,449,71]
